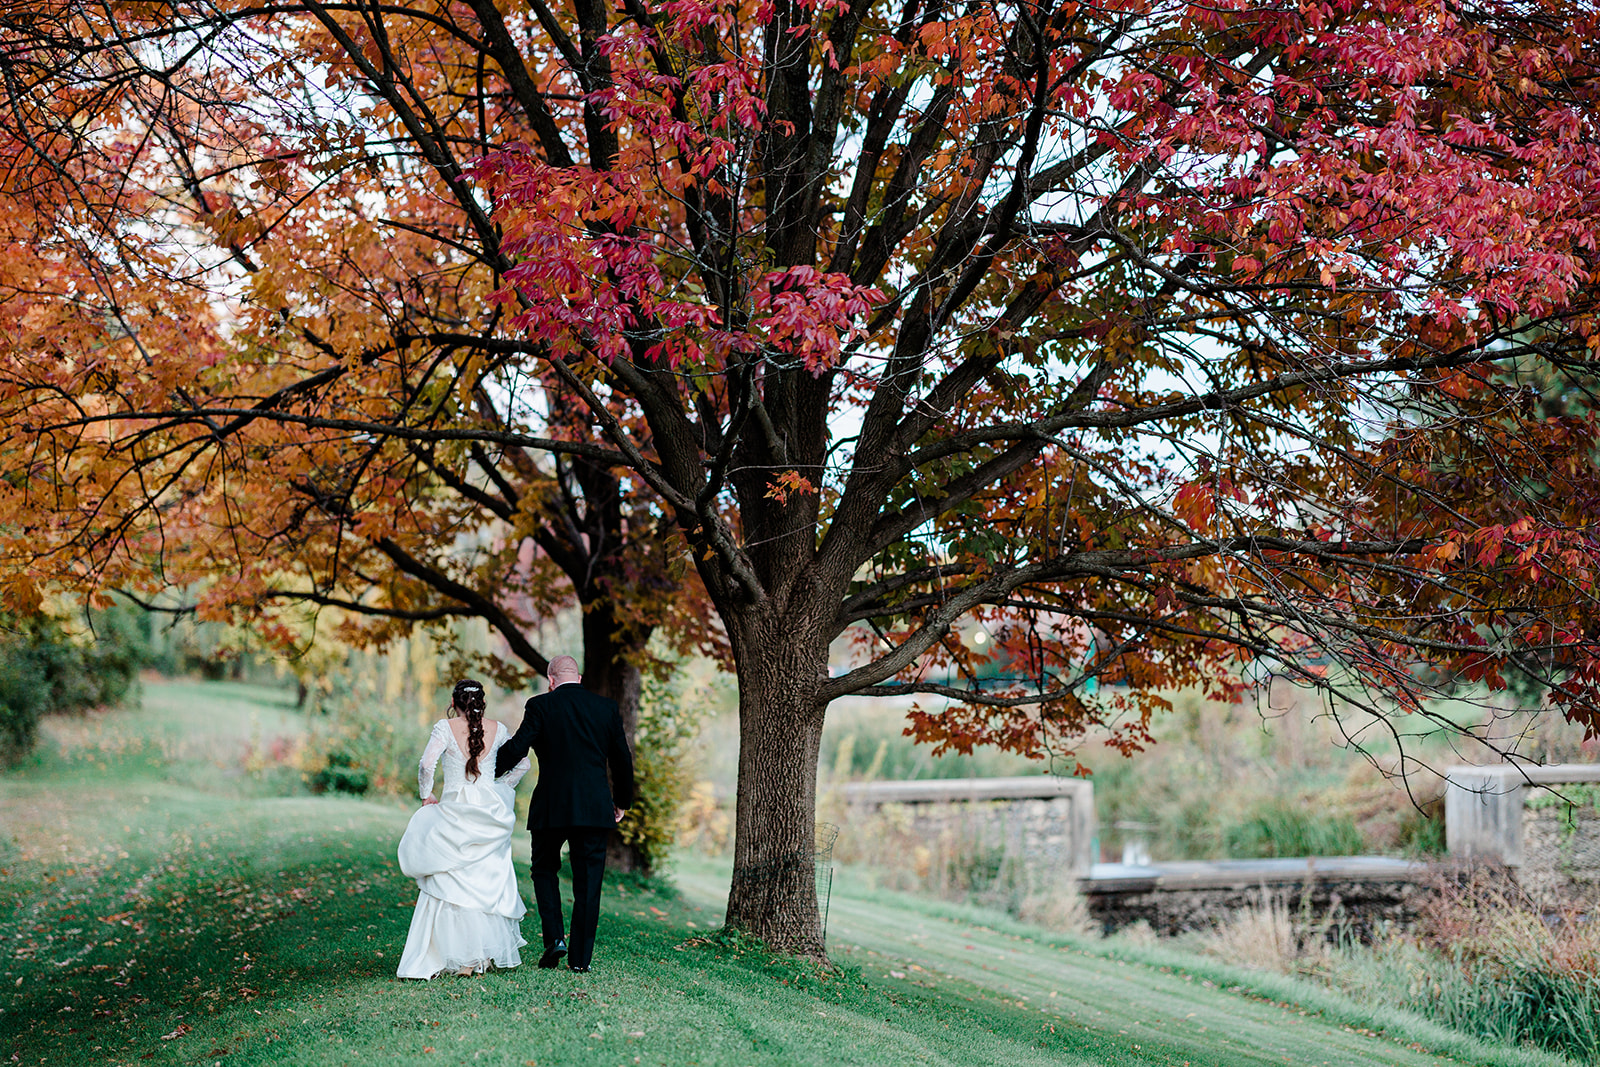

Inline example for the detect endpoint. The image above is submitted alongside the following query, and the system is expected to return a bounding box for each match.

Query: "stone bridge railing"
[1078,856,1431,937]
[831,776,1097,896]
[825,766,1600,934]
[1446,763,1600,907]
[830,775,1436,935]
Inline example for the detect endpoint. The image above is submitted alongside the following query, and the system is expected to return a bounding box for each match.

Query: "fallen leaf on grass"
[648,906,666,917]
[160,1024,190,1040]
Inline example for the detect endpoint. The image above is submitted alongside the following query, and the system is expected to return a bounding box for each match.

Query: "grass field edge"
[790,875,1582,1067]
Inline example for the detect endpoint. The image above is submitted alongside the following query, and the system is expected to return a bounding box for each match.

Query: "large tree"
[0,0,722,869]
[6,0,1600,954]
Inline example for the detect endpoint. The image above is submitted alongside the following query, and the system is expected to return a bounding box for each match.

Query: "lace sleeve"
[500,754,532,787]
[417,721,450,800]
[494,723,531,786]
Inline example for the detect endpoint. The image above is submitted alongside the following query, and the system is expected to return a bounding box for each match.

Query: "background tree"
[0,0,721,869]
[0,597,152,765]
[6,0,1600,955]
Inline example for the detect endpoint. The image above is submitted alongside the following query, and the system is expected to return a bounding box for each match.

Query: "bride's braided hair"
[453,679,487,779]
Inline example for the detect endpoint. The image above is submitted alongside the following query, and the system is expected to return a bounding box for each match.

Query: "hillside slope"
[0,680,1572,1067]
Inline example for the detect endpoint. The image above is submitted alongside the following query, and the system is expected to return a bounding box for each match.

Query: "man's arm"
[607,707,636,811]
[495,698,541,778]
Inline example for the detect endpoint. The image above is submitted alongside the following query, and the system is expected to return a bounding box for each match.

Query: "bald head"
[548,655,581,688]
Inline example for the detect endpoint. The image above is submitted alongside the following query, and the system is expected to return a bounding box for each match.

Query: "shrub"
[1187,889,1339,976]
[1224,801,1366,858]
[0,601,152,766]
[617,671,708,872]
[310,751,371,795]
[1193,891,1301,974]
[0,639,49,765]
[79,600,155,707]
[300,688,418,797]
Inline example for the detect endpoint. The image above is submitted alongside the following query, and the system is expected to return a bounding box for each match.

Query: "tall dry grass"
[1196,868,1600,1063]
[1187,888,1338,975]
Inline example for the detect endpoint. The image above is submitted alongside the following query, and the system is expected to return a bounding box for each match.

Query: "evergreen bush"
[0,638,49,764]
[300,687,418,797]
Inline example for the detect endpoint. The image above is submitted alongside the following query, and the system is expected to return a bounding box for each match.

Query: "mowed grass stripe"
[679,861,1361,1067]
[0,774,1096,1067]
[830,890,1430,1067]
[0,683,1121,1067]
[673,855,1577,1067]
[1,679,1582,1067]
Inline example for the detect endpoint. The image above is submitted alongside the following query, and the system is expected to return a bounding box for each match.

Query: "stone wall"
[1446,764,1600,907]
[1520,787,1600,907]
[826,777,1095,905]
[1080,858,1430,938]
[829,777,1442,937]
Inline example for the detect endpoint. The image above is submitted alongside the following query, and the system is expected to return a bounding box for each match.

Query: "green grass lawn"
[0,680,1579,1067]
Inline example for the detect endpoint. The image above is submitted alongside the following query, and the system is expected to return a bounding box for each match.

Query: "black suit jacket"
[495,682,635,829]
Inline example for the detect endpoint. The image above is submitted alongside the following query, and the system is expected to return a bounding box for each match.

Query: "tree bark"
[722,615,829,956]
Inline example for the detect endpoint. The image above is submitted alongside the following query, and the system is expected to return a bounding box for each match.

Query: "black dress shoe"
[537,940,568,968]
[568,964,589,973]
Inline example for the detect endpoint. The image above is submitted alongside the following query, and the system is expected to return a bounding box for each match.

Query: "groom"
[495,654,635,973]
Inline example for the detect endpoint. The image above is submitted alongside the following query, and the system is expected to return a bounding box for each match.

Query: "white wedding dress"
[396,720,530,979]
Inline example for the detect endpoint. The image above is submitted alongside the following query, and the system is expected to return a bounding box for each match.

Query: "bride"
[396,679,531,980]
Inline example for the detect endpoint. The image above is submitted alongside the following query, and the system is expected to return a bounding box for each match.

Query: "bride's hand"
[422,797,440,806]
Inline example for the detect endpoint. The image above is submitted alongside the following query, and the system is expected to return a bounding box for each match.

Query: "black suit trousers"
[529,827,611,968]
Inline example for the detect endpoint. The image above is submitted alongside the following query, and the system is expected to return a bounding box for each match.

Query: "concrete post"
[1445,764,1600,868]
[1444,765,1525,866]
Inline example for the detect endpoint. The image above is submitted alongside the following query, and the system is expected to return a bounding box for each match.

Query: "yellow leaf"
[1,575,42,615]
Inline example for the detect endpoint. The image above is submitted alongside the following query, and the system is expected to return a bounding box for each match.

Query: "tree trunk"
[723,620,829,957]
[580,600,648,874]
